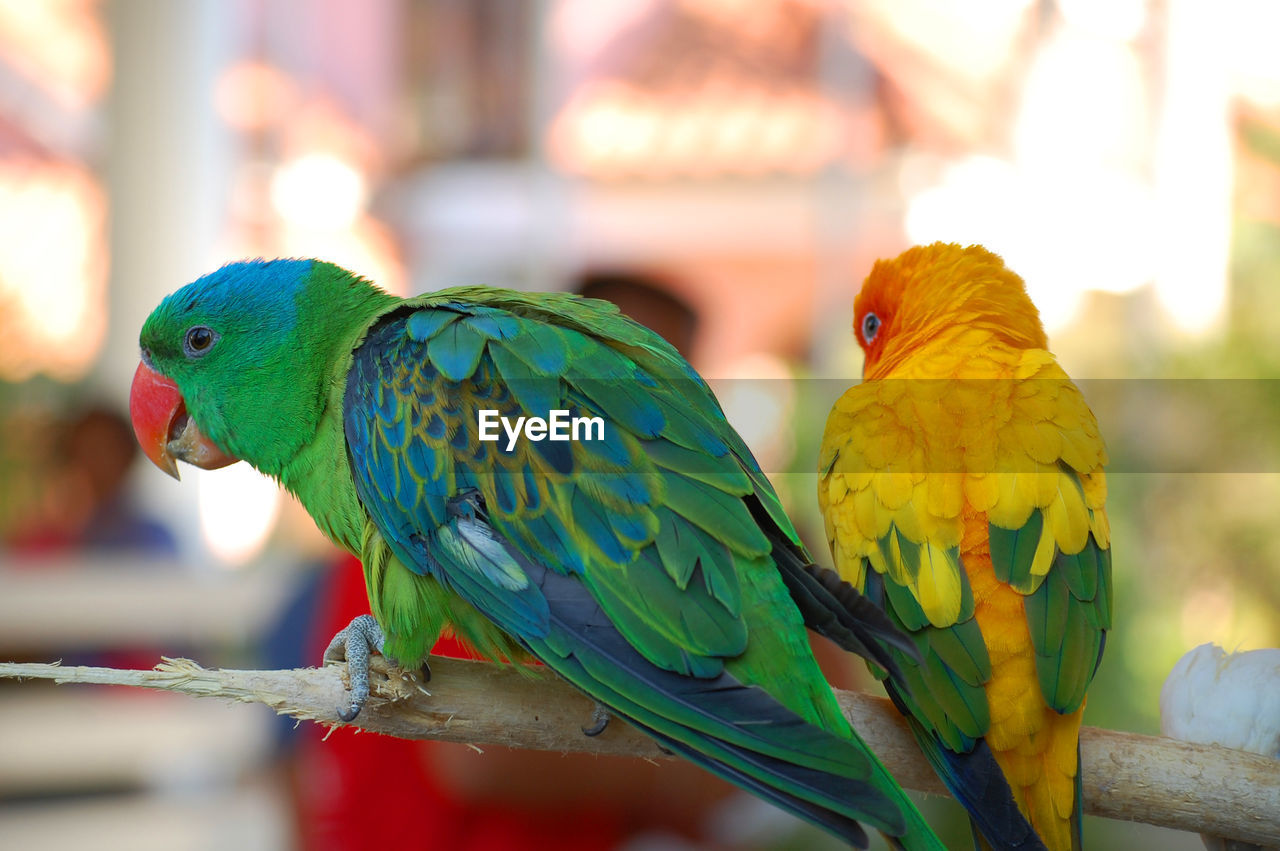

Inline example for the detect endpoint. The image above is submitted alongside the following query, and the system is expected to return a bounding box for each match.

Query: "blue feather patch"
[405,309,459,342]
[460,308,522,340]
[428,319,488,382]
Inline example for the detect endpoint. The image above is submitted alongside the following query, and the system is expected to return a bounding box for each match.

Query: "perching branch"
[2,657,1277,846]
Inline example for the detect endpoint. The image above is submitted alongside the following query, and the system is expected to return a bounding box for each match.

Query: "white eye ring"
[861,312,881,344]
[183,325,219,358]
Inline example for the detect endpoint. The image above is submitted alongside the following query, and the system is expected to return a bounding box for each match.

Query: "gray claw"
[324,614,386,722]
[582,701,612,737]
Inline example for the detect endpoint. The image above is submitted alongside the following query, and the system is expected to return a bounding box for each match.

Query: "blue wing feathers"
[487,342,562,414]
[341,299,916,848]
[404,307,458,341]
[490,324,569,374]
[428,320,486,381]
[567,488,635,564]
[529,432,574,474]
[459,308,521,340]
[903,712,1046,851]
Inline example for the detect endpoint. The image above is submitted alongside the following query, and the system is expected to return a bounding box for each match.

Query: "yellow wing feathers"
[820,348,1108,620]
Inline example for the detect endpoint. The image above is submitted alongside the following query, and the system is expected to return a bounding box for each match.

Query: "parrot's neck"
[870,325,1036,380]
[279,397,367,556]
[275,289,403,556]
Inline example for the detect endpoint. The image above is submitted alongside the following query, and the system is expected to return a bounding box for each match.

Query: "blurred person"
[7,404,175,556]
[575,270,700,362]
[3,405,179,675]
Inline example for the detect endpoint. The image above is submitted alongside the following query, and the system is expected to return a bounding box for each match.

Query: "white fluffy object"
[1159,643,1280,759]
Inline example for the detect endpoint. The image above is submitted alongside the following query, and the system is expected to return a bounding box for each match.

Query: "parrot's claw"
[582,701,612,737]
[324,614,386,722]
[419,660,432,684]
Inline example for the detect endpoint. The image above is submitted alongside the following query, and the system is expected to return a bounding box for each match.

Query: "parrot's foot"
[582,701,612,737]
[324,614,386,722]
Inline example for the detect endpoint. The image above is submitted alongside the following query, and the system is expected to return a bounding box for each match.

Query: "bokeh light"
[195,463,282,567]
[0,163,105,380]
[269,153,368,232]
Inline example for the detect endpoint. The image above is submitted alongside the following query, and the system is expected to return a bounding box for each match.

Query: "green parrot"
[128,259,943,849]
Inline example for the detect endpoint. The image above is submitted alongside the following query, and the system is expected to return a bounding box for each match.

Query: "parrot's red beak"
[129,360,238,480]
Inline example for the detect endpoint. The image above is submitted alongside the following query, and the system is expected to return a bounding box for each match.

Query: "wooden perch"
[2,657,1277,846]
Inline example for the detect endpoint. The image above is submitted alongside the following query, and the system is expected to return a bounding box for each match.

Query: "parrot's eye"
[860,312,882,344]
[183,325,219,357]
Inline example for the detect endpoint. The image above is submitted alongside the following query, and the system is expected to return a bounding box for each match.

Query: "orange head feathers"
[853,243,1049,378]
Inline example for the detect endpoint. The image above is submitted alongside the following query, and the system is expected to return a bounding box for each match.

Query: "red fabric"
[292,555,624,851]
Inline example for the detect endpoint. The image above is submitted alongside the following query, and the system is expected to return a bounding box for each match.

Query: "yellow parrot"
[818,243,1112,850]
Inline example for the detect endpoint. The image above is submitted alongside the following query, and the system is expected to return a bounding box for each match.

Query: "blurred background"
[1,0,1279,848]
